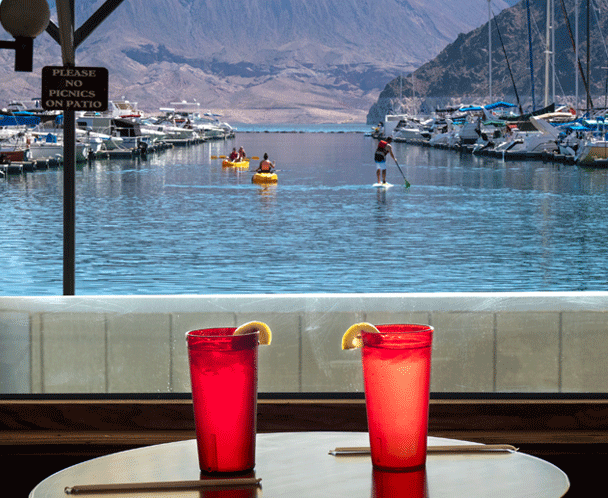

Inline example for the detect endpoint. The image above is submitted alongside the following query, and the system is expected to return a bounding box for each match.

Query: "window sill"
[1,398,608,447]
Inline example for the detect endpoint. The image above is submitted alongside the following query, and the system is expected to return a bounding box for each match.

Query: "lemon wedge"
[233,321,272,345]
[341,322,379,350]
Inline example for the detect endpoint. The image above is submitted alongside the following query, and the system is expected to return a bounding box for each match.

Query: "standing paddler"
[374,136,397,184]
[373,136,411,188]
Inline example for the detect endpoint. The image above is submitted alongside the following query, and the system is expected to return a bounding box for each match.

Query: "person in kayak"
[237,146,247,161]
[228,148,238,161]
[374,136,397,184]
[256,153,275,173]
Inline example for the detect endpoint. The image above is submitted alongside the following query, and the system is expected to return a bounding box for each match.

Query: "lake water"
[2,127,608,295]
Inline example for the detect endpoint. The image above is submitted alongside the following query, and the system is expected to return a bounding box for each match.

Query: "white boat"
[75,129,109,155]
[568,114,608,165]
[393,117,433,143]
[148,109,202,141]
[575,137,608,165]
[28,133,90,162]
[382,114,409,138]
[428,119,460,148]
[458,119,485,145]
[107,99,144,119]
[76,114,160,152]
[490,130,558,159]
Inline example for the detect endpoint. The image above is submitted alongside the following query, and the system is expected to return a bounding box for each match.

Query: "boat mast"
[586,0,591,111]
[544,0,552,107]
[575,0,579,112]
[494,13,524,115]
[552,0,556,103]
[558,0,592,109]
[488,0,492,103]
[545,0,555,107]
[526,0,536,111]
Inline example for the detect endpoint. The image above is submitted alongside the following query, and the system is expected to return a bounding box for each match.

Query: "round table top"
[30,432,569,498]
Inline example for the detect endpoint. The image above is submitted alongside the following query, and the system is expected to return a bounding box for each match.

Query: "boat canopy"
[558,121,593,131]
[458,105,484,112]
[484,101,517,110]
[0,112,41,127]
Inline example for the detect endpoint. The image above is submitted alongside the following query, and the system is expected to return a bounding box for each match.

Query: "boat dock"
[0,139,191,176]
[394,136,587,166]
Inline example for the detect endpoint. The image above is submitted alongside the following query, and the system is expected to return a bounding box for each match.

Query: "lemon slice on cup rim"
[341,322,380,350]
[233,321,272,345]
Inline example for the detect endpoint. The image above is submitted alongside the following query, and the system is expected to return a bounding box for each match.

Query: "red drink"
[187,328,258,474]
[362,324,433,471]
[371,467,428,498]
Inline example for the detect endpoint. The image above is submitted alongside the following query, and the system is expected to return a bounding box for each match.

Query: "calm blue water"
[2,127,608,295]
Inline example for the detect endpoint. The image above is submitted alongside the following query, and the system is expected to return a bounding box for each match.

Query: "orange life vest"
[259,160,272,172]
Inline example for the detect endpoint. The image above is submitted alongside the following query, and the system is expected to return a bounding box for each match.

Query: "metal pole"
[63,111,75,295]
[44,0,124,295]
[57,0,76,295]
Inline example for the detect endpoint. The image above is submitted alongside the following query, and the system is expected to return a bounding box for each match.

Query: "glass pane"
[2,293,607,395]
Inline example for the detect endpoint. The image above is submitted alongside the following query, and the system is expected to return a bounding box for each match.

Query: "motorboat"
[393,117,432,143]
[575,137,608,165]
[487,118,559,159]
[28,132,90,162]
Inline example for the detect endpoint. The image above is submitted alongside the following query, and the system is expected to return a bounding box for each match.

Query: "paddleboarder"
[374,136,397,184]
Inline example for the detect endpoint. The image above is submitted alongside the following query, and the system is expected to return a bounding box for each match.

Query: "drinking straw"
[329,444,518,455]
[64,477,262,494]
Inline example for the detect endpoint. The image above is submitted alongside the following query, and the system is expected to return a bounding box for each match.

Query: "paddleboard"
[373,182,393,188]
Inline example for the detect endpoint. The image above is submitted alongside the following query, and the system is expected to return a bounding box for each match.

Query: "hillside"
[368,0,608,123]
[0,0,516,123]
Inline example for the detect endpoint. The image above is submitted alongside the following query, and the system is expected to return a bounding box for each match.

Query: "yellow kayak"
[222,159,249,168]
[252,172,278,184]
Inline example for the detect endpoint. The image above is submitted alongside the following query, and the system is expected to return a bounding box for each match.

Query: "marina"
[376,103,608,167]
[1,128,608,296]
[0,99,234,175]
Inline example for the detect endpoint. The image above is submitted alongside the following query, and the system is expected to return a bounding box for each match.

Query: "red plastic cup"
[361,324,434,471]
[371,467,428,498]
[186,328,259,474]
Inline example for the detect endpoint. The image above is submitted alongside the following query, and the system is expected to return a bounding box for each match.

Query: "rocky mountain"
[368,0,608,123]
[0,0,517,123]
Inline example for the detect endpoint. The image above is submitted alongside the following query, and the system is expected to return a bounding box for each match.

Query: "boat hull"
[252,172,278,184]
[577,140,608,164]
[28,142,90,162]
[0,148,28,162]
[223,159,249,168]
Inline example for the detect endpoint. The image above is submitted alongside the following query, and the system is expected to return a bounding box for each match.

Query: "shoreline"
[231,123,370,134]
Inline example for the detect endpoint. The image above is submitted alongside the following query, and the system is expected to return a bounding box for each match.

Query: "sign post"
[41,65,107,295]
[43,0,123,295]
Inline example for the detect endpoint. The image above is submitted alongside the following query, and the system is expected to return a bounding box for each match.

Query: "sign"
[41,66,108,111]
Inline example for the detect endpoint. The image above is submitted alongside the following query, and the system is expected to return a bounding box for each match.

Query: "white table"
[30,432,570,497]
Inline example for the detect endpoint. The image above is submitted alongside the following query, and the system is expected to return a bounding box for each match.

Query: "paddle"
[212,155,259,160]
[394,161,411,188]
